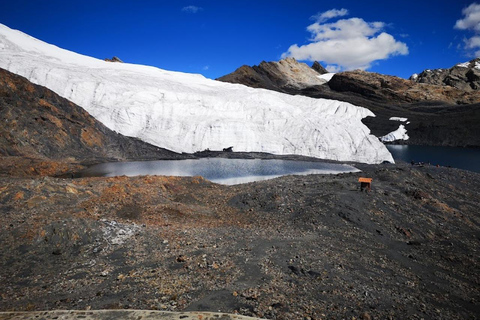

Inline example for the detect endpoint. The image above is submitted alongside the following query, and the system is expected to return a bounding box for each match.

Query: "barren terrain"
[1,160,479,319]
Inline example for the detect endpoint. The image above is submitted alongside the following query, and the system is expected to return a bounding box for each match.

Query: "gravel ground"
[0,310,264,320]
[0,160,479,319]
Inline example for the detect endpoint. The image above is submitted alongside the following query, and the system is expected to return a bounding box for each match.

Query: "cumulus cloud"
[310,8,349,23]
[282,9,408,71]
[182,5,203,13]
[455,3,480,31]
[455,3,480,56]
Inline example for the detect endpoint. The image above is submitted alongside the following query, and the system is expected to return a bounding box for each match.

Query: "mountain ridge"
[409,57,480,91]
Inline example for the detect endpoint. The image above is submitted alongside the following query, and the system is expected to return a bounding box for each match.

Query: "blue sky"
[0,0,478,79]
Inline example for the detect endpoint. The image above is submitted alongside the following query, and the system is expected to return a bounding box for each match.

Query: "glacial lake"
[386,145,480,173]
[77,158,360,185]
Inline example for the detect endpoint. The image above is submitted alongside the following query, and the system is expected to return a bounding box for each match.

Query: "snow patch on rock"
[0,23,393,164]
[317,73,336,82]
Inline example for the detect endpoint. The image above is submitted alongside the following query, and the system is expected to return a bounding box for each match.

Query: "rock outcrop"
[311,61,328,74]
[409,58,480,91]
[104,56,123,63]
[217,57,328,91]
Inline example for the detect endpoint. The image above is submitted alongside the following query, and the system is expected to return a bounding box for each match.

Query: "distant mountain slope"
[217,57,330,91]
[329,70,480,105]
[409,58,480,91]
[0,68,184,163]
[0,24,393,164]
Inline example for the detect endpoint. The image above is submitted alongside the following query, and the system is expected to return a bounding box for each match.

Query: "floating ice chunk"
[380,125,409,142]
[389,117,408,122]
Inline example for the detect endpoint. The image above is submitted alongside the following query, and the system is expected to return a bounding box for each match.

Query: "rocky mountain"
[409,58,480,91]
[0,67,186,175]
[217,57,332,91]
[104,56,124,63]
[219,59,480,148]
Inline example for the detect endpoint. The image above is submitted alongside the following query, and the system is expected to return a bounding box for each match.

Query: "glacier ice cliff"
[0,24,393,164]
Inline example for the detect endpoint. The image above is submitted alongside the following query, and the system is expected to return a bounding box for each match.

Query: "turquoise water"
[386,145,480,173]
[77,158,360,185]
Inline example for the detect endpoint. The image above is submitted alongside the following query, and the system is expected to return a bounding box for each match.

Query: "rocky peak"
[217,58,329,91]
[104,56,123,63]
[409,58,480,91]
[311,61,328,74]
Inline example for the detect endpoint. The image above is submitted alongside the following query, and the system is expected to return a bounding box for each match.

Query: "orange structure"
[358,177,372,192]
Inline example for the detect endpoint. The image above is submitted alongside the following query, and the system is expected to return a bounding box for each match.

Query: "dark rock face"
[0,68,185,164]
[410,58,480,91]
[311,61,328,74]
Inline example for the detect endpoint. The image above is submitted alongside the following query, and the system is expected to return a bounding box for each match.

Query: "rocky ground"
[1,158,479,320]
[0,310,262,320]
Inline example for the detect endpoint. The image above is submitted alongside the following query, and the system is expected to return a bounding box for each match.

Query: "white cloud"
[202,65,209,71]
[455,3,480,31]
[282,10,408,71]
[455,3,480,56]
[326,65,342,73]
[182,5,203,13]
[311,8,348,23]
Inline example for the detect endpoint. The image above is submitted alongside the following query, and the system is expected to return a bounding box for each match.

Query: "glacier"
[0,24,393,164]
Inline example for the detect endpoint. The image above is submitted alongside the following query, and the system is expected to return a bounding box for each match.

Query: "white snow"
[389,117,408,122]
[457,61,470,68]
[410,73,418,80]
[0,23,394,164]
[317,73,336,82]
[380,125,409,142]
